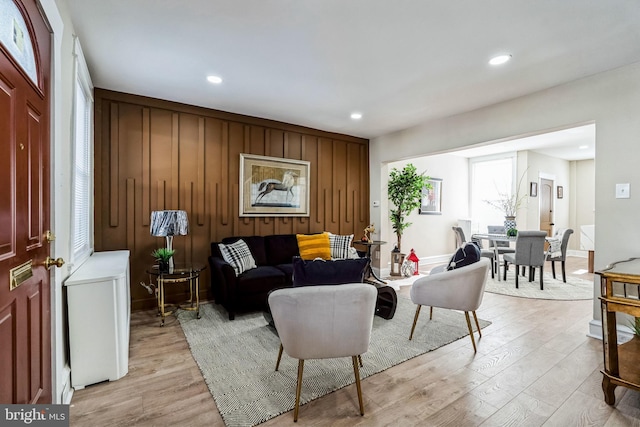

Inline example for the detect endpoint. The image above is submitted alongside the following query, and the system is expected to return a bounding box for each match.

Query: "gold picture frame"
[239,154,310,217]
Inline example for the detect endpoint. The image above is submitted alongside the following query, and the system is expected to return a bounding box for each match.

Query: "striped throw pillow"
[218,239,257,276]
[328,232,354,259]
[296,233,331,260]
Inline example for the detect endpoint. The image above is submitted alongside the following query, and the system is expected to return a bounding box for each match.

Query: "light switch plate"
[616,183,630,199]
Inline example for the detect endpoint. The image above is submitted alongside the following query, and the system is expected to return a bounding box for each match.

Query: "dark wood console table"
[596,257,640,405]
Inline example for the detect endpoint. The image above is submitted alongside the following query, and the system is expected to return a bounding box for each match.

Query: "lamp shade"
[150,210,189,237]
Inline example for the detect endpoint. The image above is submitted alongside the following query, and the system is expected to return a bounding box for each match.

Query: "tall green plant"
[388,164,430,252]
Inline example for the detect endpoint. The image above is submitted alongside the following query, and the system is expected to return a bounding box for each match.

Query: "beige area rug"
[386,267,594,301]
[382,273,427,290]
[484,268,595,300]
[177,296,490,427]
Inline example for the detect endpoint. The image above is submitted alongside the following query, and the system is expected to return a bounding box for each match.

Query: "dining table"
[471,232,561,281]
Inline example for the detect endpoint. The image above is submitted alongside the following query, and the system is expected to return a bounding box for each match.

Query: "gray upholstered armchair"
[268,283,377,421]
[409,258,491,353]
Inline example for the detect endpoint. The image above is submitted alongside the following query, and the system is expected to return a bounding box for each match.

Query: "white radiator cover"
[64,250,131,389]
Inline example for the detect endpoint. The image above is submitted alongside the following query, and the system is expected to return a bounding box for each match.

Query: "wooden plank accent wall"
[94,89,370,311]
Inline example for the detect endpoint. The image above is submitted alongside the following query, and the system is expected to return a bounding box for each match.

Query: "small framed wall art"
[530,182,538,197]
[557,185,564,199]
[419,178,443,215]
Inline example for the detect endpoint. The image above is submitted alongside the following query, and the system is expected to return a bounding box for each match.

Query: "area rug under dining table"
[484,268,595,300]
[177,296,490,427]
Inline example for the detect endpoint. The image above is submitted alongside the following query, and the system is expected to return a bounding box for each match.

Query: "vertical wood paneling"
[221,122,229,225]
[184,181,194,263]
[142,108,150,226]
[360,144,367,223]
[315,140,323,222]
[126,178,135,249]
[109,103,119,227]
[269,129,284,158]
[197,118,205,226]
[156,180,166,209]
[171,114,179,208]
[94,90,369,310]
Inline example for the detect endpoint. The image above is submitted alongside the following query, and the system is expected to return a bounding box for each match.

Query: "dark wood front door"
[540,178,554,237]
[0,0,52,404]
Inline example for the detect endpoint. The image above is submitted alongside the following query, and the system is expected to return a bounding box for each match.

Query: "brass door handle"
[43,256,65,270]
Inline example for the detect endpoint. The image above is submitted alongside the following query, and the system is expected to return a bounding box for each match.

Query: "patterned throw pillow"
[328,232,354,259]
[446,242,480,271]
[218,239,257,276]
[296,233,331,260]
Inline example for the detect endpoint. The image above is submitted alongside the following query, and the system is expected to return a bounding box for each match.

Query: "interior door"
[0,0,52,404]
[540,178,554,237]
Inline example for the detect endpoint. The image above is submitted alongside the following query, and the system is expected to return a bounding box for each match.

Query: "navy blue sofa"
[209,234,300,320]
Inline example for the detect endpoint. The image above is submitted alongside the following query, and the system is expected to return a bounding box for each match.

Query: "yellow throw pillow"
[296,233,331,260]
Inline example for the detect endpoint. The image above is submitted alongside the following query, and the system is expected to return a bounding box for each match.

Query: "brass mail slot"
[10,260,33,291]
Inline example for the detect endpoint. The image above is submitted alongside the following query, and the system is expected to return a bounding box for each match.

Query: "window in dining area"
[470,154,517,233]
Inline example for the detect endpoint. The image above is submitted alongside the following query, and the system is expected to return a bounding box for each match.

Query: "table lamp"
[150,210,189,270]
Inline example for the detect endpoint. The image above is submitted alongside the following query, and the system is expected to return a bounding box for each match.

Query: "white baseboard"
[419,254,452,267]
[567,249,588,258]
[588,319,634,343]
[60,365,73,404]
[382,254,451,278]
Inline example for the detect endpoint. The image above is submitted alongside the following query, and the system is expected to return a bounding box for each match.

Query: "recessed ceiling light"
[579,145,589,149]
[207,75,222,84]
[350,112,362,120]
[489,54,512,66]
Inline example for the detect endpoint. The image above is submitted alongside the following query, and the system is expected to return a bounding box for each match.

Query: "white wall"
[571,159,595,251]
[523,151,571,233]
[382,154,468,272]
[370,61,640,334]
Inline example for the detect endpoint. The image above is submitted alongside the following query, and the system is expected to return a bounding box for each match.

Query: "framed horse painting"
[240,154,311,217]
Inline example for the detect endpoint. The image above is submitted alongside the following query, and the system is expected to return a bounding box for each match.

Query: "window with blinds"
[71,37,93,266]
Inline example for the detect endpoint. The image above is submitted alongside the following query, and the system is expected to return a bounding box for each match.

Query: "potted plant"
[152,248,175,273]
[629,317,640,338]
[388,164,430,252]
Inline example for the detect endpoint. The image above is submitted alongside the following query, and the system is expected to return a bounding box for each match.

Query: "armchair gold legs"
[409,305,482,353]
[275,345,366,422]
[352,355,365,416]
[409,305,422,340]
[464,311,482,353]
[294,360,304,421]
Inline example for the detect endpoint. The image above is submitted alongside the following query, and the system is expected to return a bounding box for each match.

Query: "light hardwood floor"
[70,257,640,426]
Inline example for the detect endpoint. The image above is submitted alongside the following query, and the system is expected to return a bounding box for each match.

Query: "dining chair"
[268,283,377,421]
[487,225,516,256]
[502,231,547,289]
[548,228,574,282]
[409,258,490,353]
[452,226,497,278]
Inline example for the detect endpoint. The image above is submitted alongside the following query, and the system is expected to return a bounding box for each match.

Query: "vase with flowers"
[484,171,528,234]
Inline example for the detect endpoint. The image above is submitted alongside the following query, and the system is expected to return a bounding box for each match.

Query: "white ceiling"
[452,123,596,161]
[65,0,640,150]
